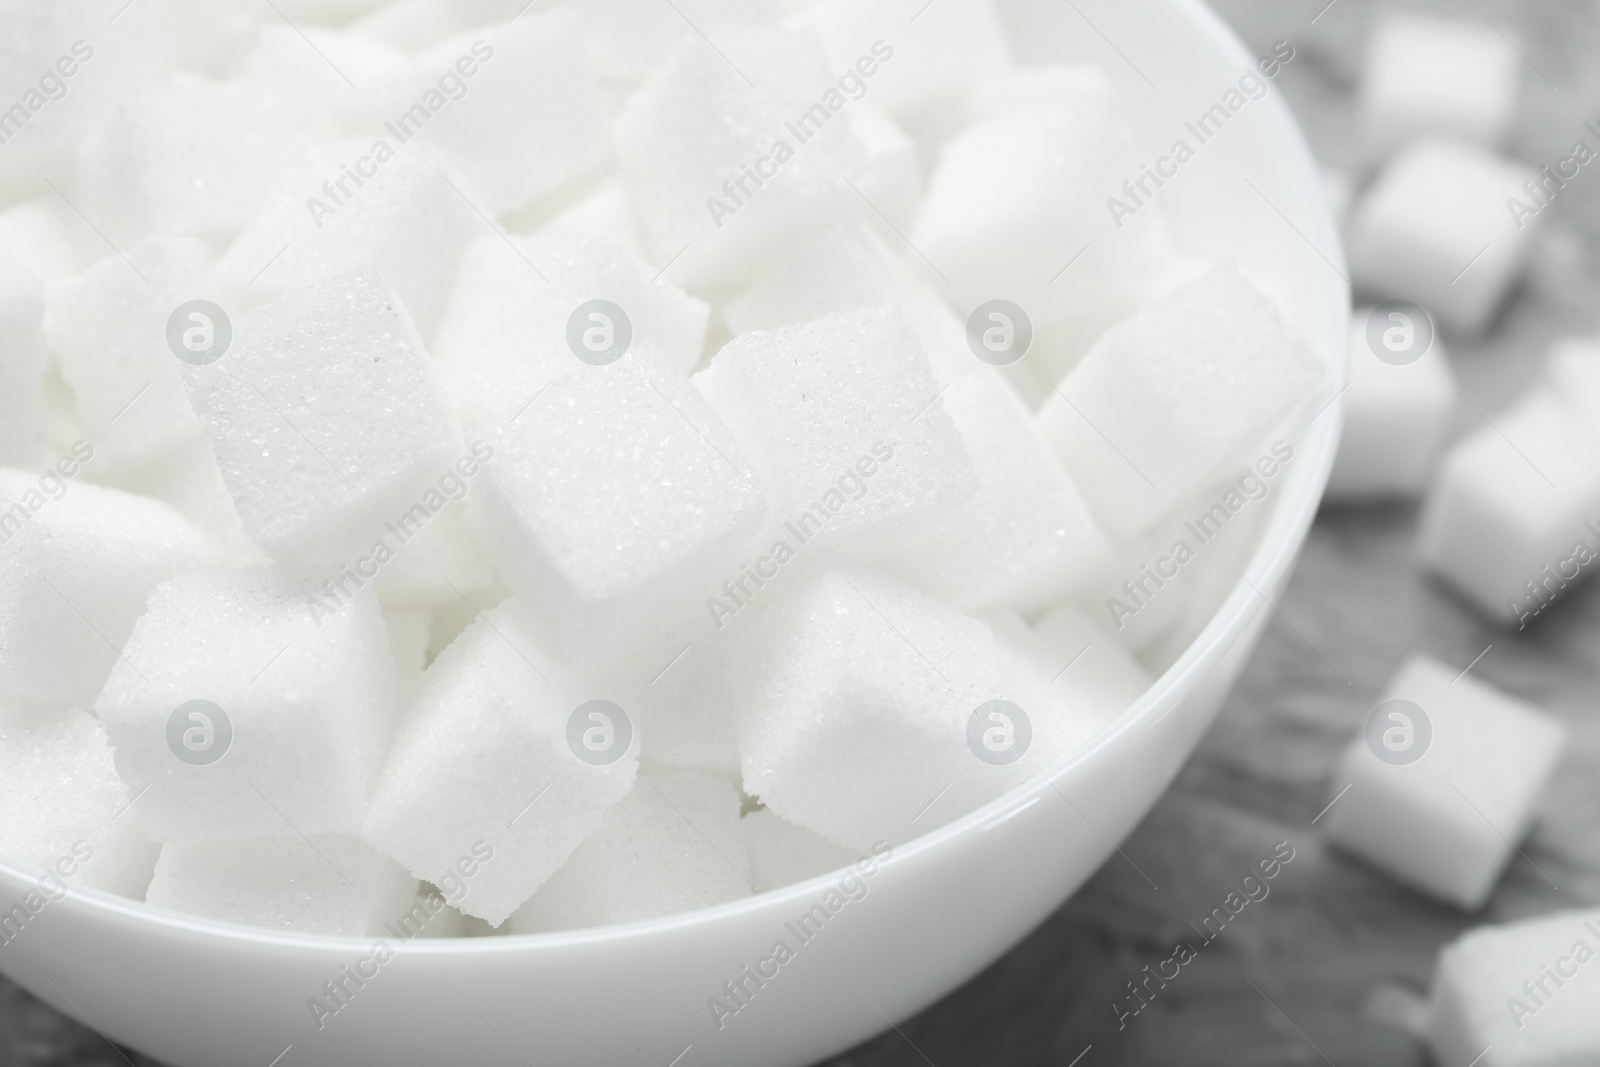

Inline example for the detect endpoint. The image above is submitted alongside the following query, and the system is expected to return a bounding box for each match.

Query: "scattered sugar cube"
[180,268,463,563]
[216,139,481,336]
[0,261,45,467]
[466,352,767,660]
[697,306,975,553]
[1031,604,1154,726]
[430,234,709,428]
[1320,656,1566,909]
[0,705,159,898]
[796,0,1012,126]
[731,557,1097,852]
[1348,140,1538,336]
[356,13,609,216]
[567,0,779,82]
[384,607,432,686]
[508,770,750,933]
[913,69,1156,363]
[1419,390,1600,623]
[742,807,861,893]
[1036,265,1323,535]
[362,601,638,926]
[47,238,214,476]
[614,26,868,287]
[1358,14,1521,163]
[95,567,400,843]
[77,82,332,246]
[0,471,212,709]
[1326,309,1458,503]
[144,836,417,937]
[0,0,171,196]
[879,370,1110,612]
[1428,909,1600,1067]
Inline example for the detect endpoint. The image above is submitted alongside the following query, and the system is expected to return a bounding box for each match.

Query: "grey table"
[8,1,1600,1064]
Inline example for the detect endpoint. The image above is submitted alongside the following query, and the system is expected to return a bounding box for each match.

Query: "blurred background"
[6,0,1600,1064]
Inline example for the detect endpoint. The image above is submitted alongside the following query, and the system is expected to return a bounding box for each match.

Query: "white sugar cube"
[47,238,214,476]
[880,370,1110,612]
[95,567,400,843]
[362,601,638,926]
[535,178,647,260]
[796,0,1011,126]
[913,70,1156,361]
[1036,265,1323,535]
[0,471,212,709]
[77,82,333,245]
[0,705,158,898]
[180,268,463,563]
[0,261,45,466]
[133,444,270,568]
[357,13,609,216]
[742,807,861,893]
[508,770,750,933]
[216,140,481,336]
[1030,604,1153,726]
[1326,309,1458,503]
[1348,140,1538,336]
[697,306,975,553]
[1428,909,1600,1067]
[1358,14,1521,163]
[1321,656,1566,909]
[431,234,709,428]
[240,26,406,129]
[370,502,498,610]
[466,353,767,660]
[145,836,416,937]
[0,0,170,196]
[848,105,922,231]
[1542,337,1600,425]
[622,628,741,775]
[1419,390,1600,624]
[614,26,868,287]
[0,197,103,283]
[566,0,779,82]
[732,557,1097,851]
[384,607,431,686]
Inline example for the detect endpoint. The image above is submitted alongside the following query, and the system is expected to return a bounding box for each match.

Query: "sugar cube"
[696,306,976,553]
[0,0,170,197]
[0,470,212,709]
[1320,656,1566,909]
[613,26,868,288]
[180,268,463,563]
[77,82,333,246]
[144,836,417,937]
[1348,140,1538,336]
[912,69,1156,362]
[621,627,741,775]
[0,705,158,898]
[1036,265,1323,535]
[1419,390,1600,624]
[566,0,779,82]
[362,601,638,926]
[355,13,609,216]
[0,261,45,467]
[534,178,648,260]
[131,444,270,568]
[1428,909,1600,1067]
[508,770,750,932]
[47,238,214,476]
[879,370,1109,611]
[742,807,861,893]
[1030,604,1154,726]
[370,502,498,610]
[1357,14,1521,163]
[465,352,767,660]
[1542,337,1600,425]
[1325,309,1458,503]
[95,567,400,843]
[240,25,406,130]
[216,139,482,337]
[847,104,922,231]
[430,233,709,429]
[731,556,1098,852]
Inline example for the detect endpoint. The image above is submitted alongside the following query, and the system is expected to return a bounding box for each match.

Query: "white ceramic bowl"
[0,2,1347,1063]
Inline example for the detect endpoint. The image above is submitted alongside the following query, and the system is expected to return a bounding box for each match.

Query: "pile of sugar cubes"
[0,0,1326,940]
[1324,12,1600,1066]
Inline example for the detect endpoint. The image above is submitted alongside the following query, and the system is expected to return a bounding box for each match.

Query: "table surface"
[8,1,1600,1064]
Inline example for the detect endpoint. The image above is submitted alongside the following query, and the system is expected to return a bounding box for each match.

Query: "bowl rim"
[0,0,1350,957]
